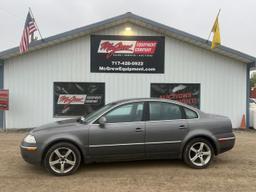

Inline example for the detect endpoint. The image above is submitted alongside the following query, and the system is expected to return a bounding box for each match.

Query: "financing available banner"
[151,83,201,109]
[54,82,105,117]
[0,89,9,111]
[91,35,165,73]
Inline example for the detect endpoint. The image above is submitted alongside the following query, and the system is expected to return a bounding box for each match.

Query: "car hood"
[31,118,80,133]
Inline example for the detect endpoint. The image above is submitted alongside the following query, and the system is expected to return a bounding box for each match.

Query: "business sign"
[57,95,87,105]
[54,82,105,117]
[0,89,9,111]
[151,83,200,109]
[91,35,165,73]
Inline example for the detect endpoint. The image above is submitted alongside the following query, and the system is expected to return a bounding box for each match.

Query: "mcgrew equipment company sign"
[91,35,165,73]
[54,82,105,117]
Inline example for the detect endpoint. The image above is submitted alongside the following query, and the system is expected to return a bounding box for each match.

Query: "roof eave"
[127,13,256,63]
[0,13,132,60]
[0,12,255,64]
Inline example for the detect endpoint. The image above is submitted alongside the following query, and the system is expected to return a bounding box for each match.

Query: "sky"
[0,0,255,57]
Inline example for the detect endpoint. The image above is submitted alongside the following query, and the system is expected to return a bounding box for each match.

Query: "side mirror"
[98,116,107,127]
[80,116,86,123]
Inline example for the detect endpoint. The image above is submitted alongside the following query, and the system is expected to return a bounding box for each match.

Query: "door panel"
[145,120,188,157]
[88,102,145,160]
[145,101,189,158]
[89,122,145,159]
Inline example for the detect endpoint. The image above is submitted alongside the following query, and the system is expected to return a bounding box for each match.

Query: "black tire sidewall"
[183,138,214,169]
[44,142,81,176]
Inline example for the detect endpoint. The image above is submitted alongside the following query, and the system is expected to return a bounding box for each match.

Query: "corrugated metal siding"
[4,23,246,128]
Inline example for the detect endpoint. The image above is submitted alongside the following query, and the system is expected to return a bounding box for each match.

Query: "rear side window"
[149,102,182,121]
[184,108,198,119]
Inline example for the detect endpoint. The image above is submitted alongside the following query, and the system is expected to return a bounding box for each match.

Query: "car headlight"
[24,134,36,144]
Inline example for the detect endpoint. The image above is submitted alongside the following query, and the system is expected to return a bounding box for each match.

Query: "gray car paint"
[20,98,235,165]
[145,119,188,159]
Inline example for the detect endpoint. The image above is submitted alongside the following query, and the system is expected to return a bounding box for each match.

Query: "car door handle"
[179,125,187,129]
[135,127,143,132]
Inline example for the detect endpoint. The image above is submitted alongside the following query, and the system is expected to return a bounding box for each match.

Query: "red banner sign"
[0,89,9,110]
[57,94,87,105]
[98,40,157,59]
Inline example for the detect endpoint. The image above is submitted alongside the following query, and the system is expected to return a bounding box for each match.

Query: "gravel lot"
[0,130,255,192]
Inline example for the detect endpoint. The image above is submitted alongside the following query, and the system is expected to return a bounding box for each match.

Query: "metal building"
[0,12,255,129]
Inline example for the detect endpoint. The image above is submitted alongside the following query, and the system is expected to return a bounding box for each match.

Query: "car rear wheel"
[183,138,214,169]
[44,142,81,176]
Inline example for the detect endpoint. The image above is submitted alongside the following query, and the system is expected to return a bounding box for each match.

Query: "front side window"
[149,102,182,121]
[83,103,114,123]
[104,102,144,123]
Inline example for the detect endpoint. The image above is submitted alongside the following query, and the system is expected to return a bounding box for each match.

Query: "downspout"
[0,59,4,130]
[246,62,255,128]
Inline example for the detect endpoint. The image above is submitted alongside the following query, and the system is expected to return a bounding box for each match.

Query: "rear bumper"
[217,135,235,154]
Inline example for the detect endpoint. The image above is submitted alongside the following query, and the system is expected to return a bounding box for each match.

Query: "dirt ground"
[0,131,255,192]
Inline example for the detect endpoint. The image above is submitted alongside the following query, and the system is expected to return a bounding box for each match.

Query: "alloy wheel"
[49,147,77,174]
[188,142,212,167]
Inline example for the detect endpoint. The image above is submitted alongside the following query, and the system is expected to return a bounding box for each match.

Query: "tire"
[44,142,81,176]
[183,138,214,169]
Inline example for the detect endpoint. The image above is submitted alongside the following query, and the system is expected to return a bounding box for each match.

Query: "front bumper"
[20,142,41,165]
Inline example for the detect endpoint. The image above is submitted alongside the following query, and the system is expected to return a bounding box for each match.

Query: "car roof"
[108,98,200,111]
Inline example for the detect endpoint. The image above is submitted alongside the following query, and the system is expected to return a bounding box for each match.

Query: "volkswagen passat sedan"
[20,98,235,176]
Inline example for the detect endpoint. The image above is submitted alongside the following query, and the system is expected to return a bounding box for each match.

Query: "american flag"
[19,12,37,53]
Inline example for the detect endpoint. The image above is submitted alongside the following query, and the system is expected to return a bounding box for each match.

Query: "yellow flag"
[211,16,221,49]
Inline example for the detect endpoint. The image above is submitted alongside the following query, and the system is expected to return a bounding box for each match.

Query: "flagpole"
[28,7,44,41]
[206,9,221,42]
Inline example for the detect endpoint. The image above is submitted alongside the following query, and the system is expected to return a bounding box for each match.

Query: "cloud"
[0,0,255,56]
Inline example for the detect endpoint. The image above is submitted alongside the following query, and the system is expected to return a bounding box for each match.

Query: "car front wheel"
[44,142,81,176]
[183,138,214,169]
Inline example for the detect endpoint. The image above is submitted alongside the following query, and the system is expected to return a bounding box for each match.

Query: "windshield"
[82,103,115,123]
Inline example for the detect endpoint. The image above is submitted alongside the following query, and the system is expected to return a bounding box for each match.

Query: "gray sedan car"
[20,98,235,176]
